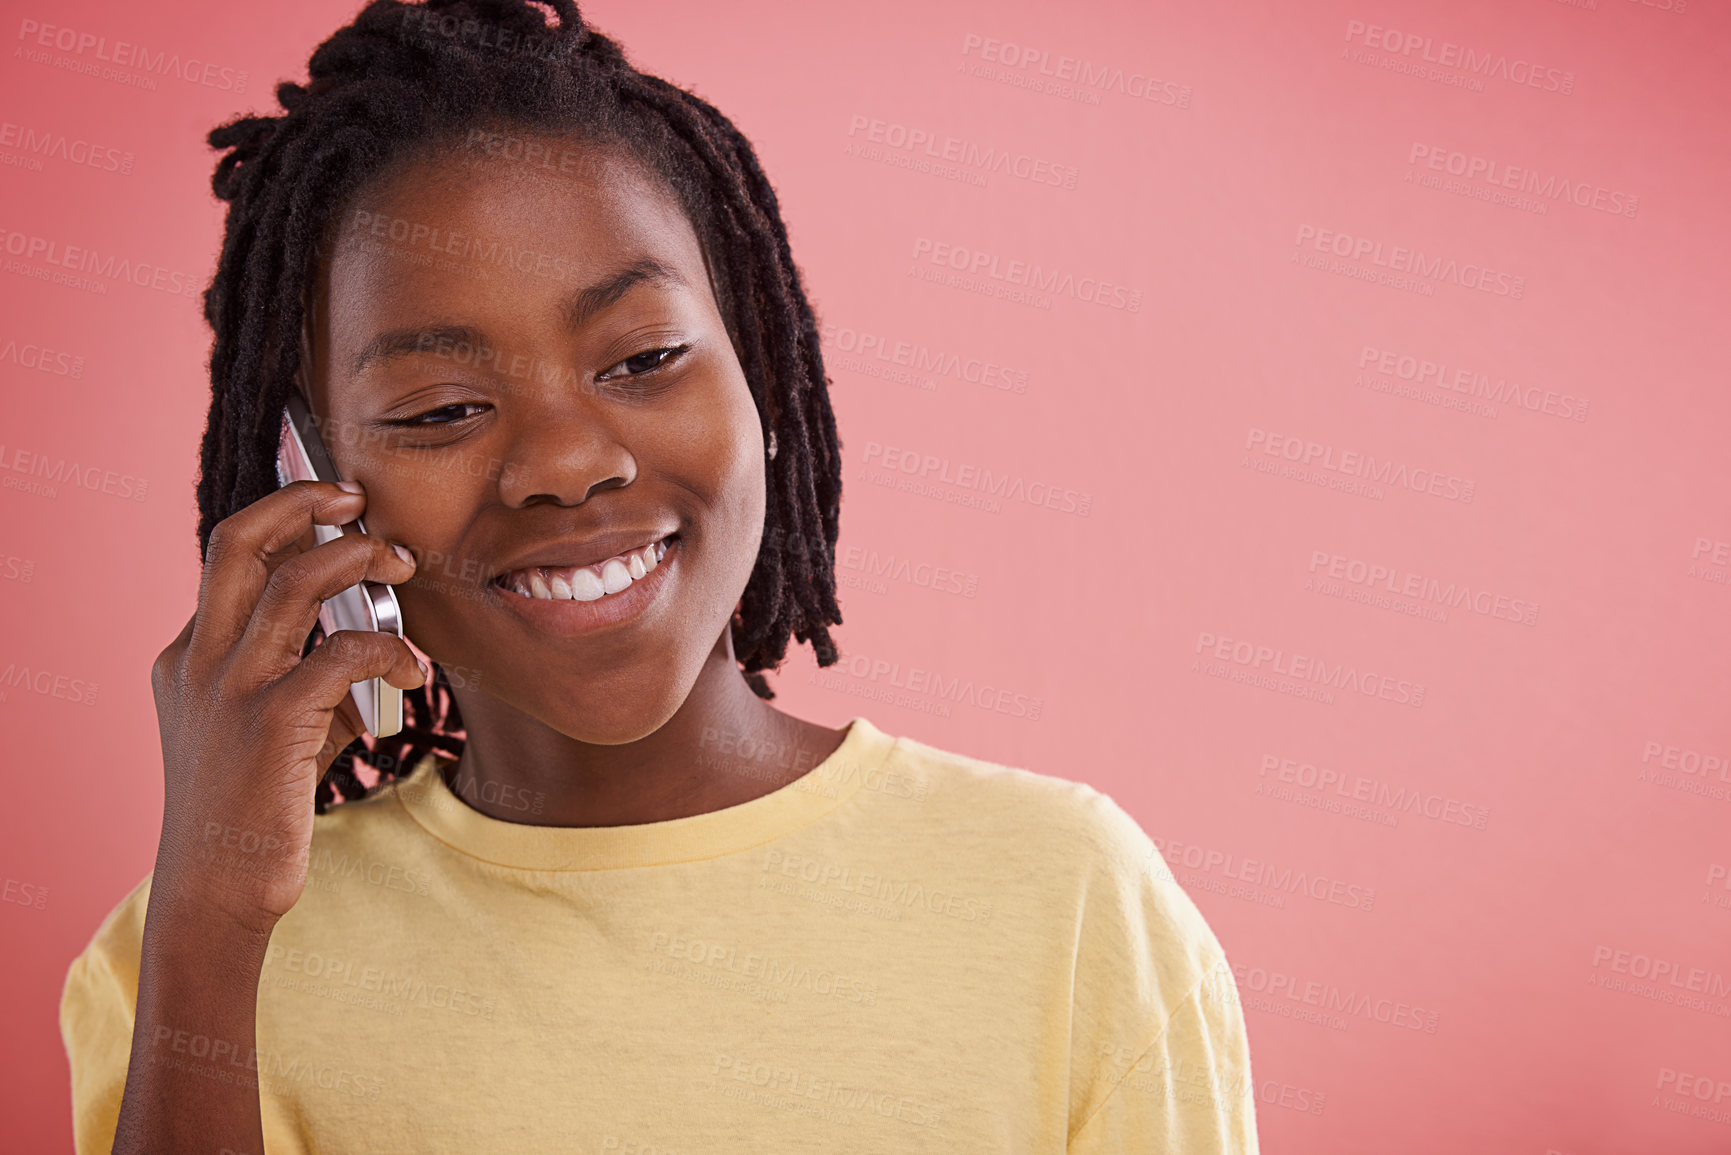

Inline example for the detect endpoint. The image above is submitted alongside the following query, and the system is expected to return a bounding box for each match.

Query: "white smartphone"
[274,389,405,739]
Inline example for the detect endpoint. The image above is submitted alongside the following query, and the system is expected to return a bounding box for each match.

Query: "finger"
[315,692,368,780]
[190,481,371,658]
[238,531,418,675]
[271,630,427,739]
[261,520,323,575]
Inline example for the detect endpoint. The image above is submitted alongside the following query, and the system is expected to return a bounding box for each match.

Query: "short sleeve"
[1068,958,1260,1153]
[1058,784,1261,1153]
[59,876,151,1155]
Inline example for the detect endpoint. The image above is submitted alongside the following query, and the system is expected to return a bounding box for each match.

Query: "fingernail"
[337,480,363,494]
[392,543,416,566]
[418,657,434,686]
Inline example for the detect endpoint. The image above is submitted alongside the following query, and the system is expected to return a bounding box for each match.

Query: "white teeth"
[500,537,672,601]
[600,558,632,594]
[567,568,605,601]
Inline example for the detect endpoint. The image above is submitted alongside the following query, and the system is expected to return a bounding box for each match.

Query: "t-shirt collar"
[389,715,896,871]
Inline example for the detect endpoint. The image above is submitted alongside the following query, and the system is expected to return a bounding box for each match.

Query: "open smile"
[487,534,680,637]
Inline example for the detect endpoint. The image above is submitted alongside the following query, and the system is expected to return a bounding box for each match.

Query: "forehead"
[320,133,706,331]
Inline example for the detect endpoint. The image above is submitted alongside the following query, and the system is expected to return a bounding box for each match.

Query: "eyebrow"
[351,324,487,375]
[350,256,686,375]
[563,256,684,330]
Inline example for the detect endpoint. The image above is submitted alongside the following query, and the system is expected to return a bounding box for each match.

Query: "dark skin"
[115,133,844,1153]
[306,136,845,825]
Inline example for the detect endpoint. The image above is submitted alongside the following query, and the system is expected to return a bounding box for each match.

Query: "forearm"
[111,885,275,1155]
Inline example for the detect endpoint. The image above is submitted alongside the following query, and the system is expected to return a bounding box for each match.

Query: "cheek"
[651,388,767,605]
[356,463,489,609]
[657,380,765,523]
[712,426,766,525]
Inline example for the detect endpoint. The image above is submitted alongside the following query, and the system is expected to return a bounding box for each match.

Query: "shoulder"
[887,730,1227,973]
[61,871,152,1038]
[892,729,1138,839]
[59,873,154,1155]
[67,872,151,982]
[883,730,1246,1134]
[889,730,1176,873]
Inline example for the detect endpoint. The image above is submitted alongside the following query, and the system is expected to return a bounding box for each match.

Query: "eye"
[394,402,489,426]
[599,344,690,382]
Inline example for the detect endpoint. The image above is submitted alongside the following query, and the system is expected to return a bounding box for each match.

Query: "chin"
[494,657,700,746]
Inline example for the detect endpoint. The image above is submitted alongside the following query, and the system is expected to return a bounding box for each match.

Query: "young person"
[59,2,1259,1150]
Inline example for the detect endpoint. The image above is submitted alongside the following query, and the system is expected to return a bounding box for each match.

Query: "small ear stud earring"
[766,429,779,460]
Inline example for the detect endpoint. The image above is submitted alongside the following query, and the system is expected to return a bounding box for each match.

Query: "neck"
[436,633,843,827]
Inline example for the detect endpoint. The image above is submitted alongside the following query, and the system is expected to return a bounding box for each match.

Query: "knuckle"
[204,519,239,565]
[318,627,353,655]
[320,629,371,661]
[265,554,318,600]
[343,534,381,575]
[150,647,178,690]
[314,630,384,678]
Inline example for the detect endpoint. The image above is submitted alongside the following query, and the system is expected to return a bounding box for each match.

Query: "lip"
[486,536,680,639]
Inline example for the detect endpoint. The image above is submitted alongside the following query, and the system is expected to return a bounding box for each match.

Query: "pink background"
[4,0,1729,1151]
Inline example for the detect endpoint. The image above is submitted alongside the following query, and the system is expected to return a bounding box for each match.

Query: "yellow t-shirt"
[61,715,1259,1153]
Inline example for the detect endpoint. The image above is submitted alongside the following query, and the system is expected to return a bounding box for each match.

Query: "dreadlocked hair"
[196,0,845,812]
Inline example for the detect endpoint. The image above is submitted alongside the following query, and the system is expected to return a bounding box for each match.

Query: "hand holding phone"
[274,391,406,739]
[149,475,423,936]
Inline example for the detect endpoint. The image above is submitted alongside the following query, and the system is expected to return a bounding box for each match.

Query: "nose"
[494,389,637,508]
